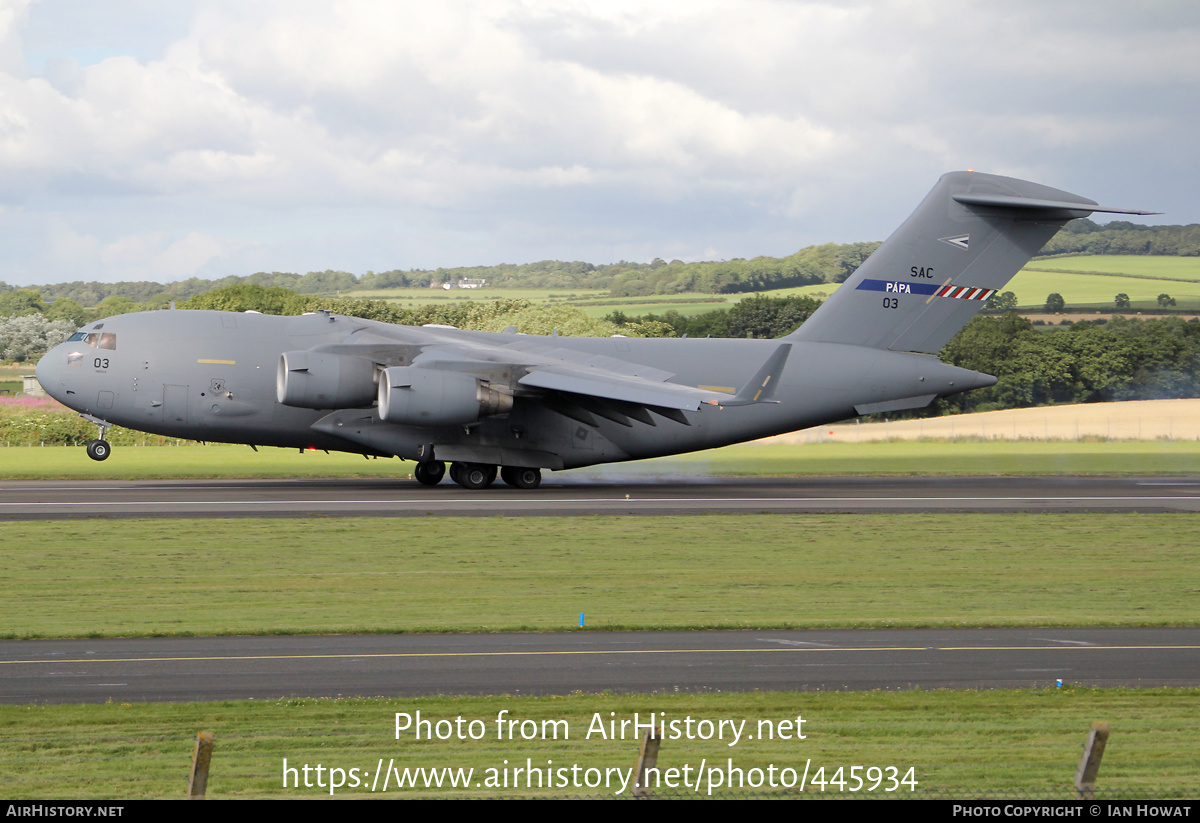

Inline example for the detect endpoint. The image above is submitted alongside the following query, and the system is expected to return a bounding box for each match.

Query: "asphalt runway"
[3,474,1200,519]
[2,628,1197,704]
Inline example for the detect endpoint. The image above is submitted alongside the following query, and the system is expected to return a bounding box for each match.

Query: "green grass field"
[1031,256,1200,281]
[4,513,1198,638]
[3,439,1199,479]
[343,285,740,318]
[1,364,31,395]
[1,689,1194,799]
[1009,273,1200,310]
[348,287,609,305]
[572,297,734,318]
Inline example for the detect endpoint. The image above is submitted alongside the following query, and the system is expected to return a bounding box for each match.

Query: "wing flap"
[519,341,792,412]
[518,368,712,411]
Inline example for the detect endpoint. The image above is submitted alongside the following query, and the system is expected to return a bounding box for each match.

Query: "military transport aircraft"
[36,171,1152,489]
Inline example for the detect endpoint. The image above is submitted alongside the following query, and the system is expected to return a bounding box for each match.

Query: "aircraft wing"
[305,320,791,416]
[515,341,791,410]
[519,366,726,411]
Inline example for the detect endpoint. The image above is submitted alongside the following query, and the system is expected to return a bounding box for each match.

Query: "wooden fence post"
[632,725,663,799]
[188,731,215,800]
[1075,721,1109,800]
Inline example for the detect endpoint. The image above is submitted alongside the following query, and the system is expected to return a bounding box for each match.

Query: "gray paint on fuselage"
[36,309,987,466]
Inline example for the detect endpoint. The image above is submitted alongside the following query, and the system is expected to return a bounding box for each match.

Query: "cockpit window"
[68,332,117,350]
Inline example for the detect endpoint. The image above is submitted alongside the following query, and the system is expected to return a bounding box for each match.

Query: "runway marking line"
[4,645,1198,666]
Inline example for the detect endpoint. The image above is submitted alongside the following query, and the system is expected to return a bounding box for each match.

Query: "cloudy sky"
[0,0,1195,286]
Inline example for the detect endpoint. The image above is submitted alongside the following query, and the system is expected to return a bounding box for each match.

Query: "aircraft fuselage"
[36,171,1151,485]
[35,308,988,471]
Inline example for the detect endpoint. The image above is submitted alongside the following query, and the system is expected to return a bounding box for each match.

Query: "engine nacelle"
[276,351,378,409]
[378,366,512,426]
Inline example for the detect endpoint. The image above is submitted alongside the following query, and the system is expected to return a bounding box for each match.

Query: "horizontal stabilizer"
[953,193,1158,216]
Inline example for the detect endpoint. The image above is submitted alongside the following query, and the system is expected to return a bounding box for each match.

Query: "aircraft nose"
[35,347,66,403]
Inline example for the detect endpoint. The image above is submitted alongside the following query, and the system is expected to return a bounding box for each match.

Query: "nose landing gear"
[79,414,113,462]
[85,439,111,461]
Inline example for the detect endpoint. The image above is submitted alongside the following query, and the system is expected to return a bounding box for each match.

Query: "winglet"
[709,342,792,406]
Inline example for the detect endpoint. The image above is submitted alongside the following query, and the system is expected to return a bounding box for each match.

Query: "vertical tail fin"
[788,171,1154,353]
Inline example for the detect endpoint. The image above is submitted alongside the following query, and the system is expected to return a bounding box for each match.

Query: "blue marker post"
[579,612,585,628]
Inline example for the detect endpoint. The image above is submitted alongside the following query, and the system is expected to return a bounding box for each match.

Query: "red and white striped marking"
[936,284,997,301]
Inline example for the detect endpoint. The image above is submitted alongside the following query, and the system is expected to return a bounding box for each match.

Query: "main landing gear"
[412,461,446,486]
[449,462,497,489]
[499,466,542,490]
[413,461,542,490]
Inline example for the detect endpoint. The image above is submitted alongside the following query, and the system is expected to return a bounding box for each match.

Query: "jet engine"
[377,366,512,426]
[276,351,378,409]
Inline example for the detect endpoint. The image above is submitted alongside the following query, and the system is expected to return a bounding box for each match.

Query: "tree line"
[0,242,878,307]
[937,313,1200,414]
[1040,219,1200,257]
[1,219,1192,308]
[607,294,823,339]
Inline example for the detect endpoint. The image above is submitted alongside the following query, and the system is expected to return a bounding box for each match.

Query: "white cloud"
[11,218,246,283]
[0,0,1195,283]
[0,0,33,75]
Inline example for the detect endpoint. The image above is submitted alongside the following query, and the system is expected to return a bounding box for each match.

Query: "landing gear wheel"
[452,462,497,490]
[85,439,111,462]
[413,461,446,486]
[500,466,541,489]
